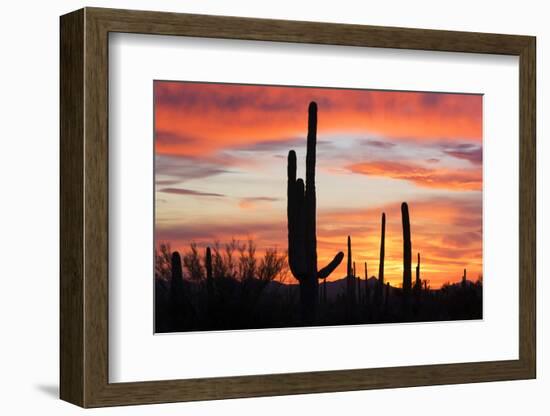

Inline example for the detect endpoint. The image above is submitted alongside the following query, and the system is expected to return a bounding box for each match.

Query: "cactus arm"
[287,150,298,275]
[287,151,306,279]
[318,251,345,279]
[287,150,297,245]
[288,149,297,183]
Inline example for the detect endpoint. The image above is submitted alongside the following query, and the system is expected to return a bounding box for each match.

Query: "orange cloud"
[154,82,482,158]
[347,161,482,191]
[238,197,279,210]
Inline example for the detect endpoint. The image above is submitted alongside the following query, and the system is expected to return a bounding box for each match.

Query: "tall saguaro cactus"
[347,236,352,276]
[378,213,386,285]
[377,212,386,305]
[287,102,344,322]
[364,261,369,305]
[402,202,412,300]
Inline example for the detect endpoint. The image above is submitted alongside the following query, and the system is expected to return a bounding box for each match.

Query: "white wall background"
[0,0,545,414]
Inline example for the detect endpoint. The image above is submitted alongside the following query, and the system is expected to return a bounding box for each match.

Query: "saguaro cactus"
[347,237,351,278]
[287,102,344,322]
[462,268,467,289]
[346,236,356,305]
[378,213,386,285]
[377,212,386,305]
[206,247,213,298]
[384,282,390,311]
[364,261,369,305]
[414,252,421,292]
[171,251,184,295]
[356,264,361,304]
[170,251,185,327]
[402,202,412,300]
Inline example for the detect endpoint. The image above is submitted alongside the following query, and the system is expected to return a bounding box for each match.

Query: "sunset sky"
[154,81,482,288]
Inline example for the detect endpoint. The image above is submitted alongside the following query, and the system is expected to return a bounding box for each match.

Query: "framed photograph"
[60,7,536,408]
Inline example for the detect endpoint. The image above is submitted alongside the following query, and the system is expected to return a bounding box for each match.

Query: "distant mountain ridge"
[265,275,390,301]
[264,275,477,302]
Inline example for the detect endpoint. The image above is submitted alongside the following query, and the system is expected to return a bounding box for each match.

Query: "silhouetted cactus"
[402,202,412,300]
[364,262,369,305]
[354,261,360,303]
[356,268,361,304]
[346,236,356,306]
[347,236,352,277]
[462,268,467,289]
[205,247,212,275]
[170,251,185,328]
[414,252,422,293]
[171,251,184,293]
[377,212,386,305]
[287,102,344,322]
[323,277,327,304]
[206,247,213,298]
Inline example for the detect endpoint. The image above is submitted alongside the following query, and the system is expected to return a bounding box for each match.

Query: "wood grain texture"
[59,8,84,407]
[59,7,537,408]
[518,38,536,375]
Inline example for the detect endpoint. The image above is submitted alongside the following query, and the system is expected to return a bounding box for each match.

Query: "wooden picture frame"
[60,7,536,408]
